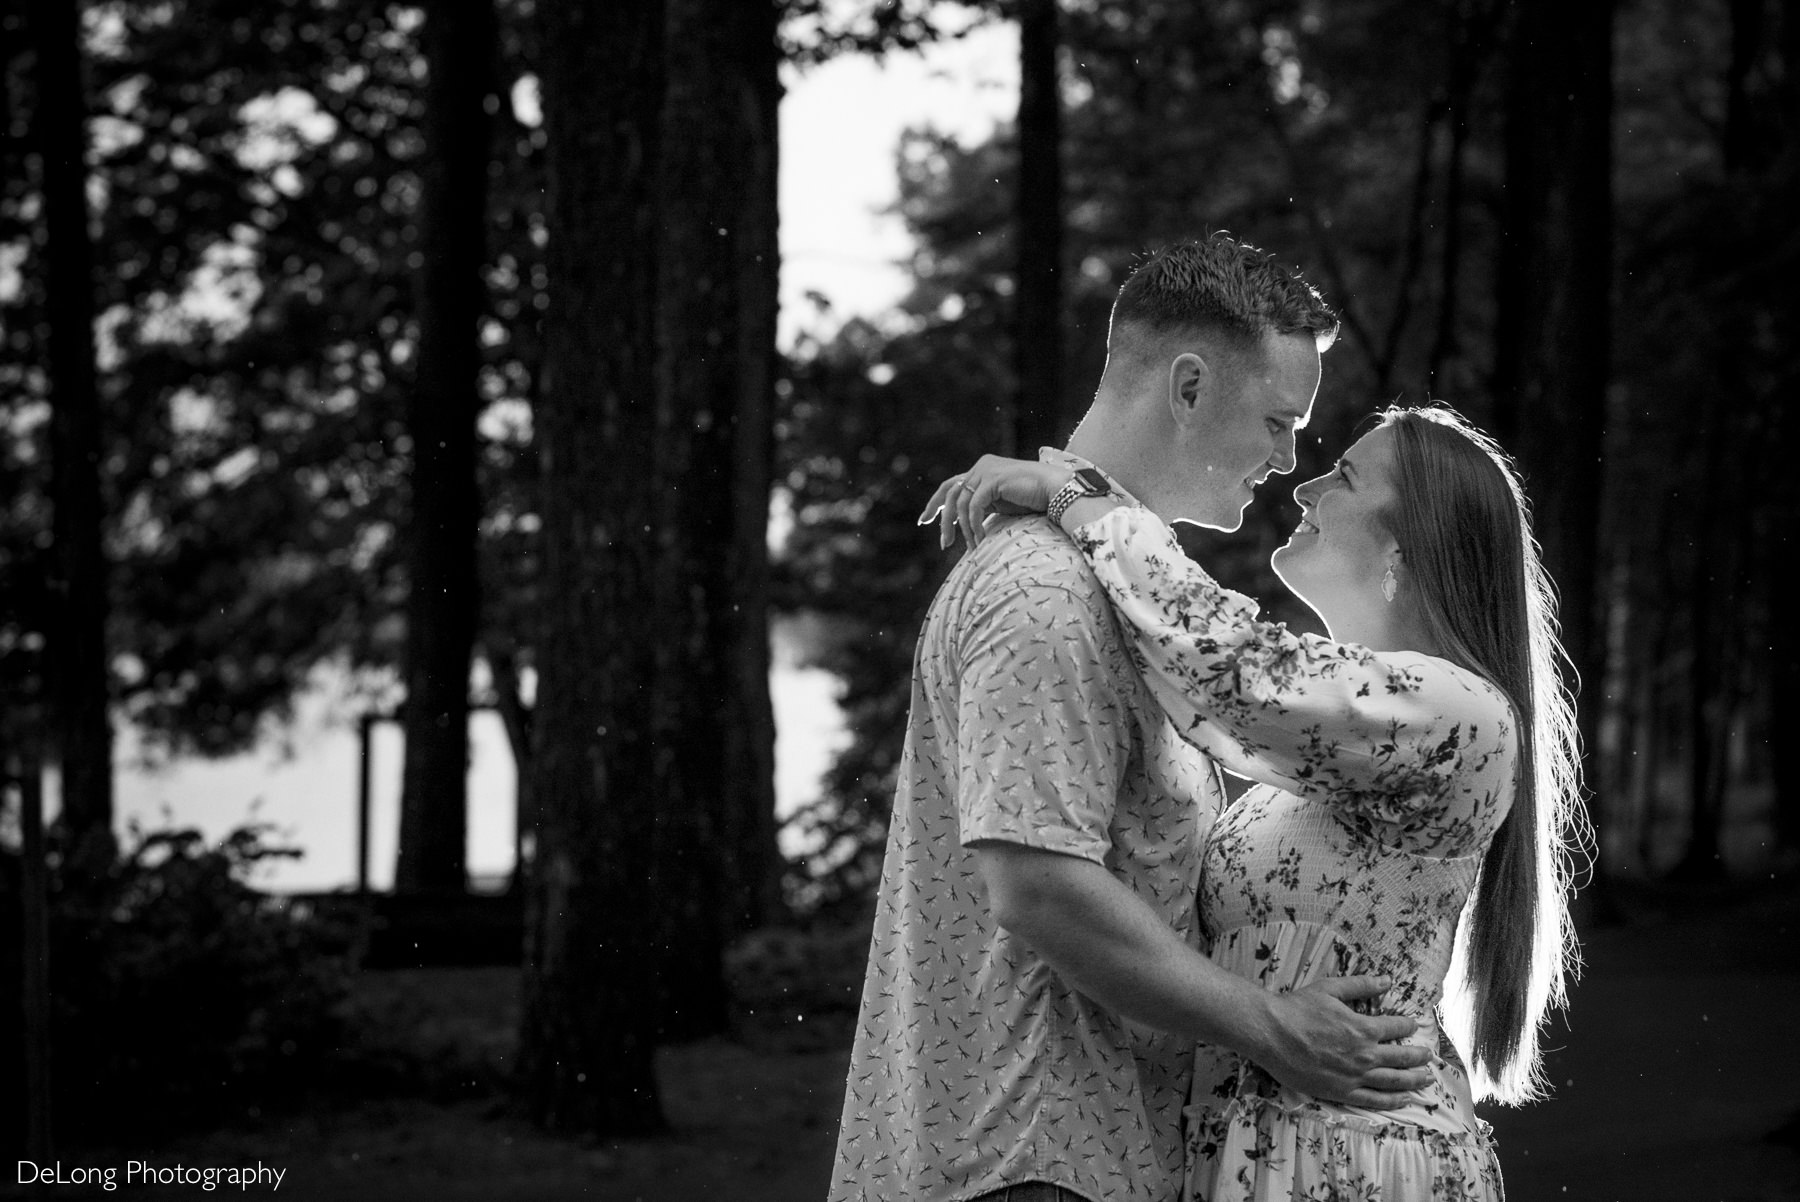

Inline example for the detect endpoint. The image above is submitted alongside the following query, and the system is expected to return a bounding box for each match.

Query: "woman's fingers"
[966,476,1003,544]
[917,476,959,527]
[923,456,1053,550]
[956,476,979,548]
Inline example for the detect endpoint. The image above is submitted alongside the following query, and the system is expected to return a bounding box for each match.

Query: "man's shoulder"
[922,518,1129,676]
[956,516,1107,602]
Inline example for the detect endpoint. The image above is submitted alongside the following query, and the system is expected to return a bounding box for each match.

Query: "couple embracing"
[827,234,1584,1202]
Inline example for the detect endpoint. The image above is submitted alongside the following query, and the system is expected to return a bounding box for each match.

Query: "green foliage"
[780,0,990,65]
[0,821,357,1141]
[725,920,871,1029]
[0,0,550,758]
[778,0,1799,901]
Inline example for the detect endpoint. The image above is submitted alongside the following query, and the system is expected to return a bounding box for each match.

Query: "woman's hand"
[918,455,1067,549]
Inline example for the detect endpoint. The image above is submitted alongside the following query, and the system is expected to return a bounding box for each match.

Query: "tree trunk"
[1773,561,1800,852]
[1724,0,1767,173]
[520,0,667,1136]
[653,0,732,1041]
[1492,0,1613,839]
[726,0,784,938]
[395,0,495,896]
[653,0,784,1039]
[30,0,113,870]
[1427,0,1498,400]
[1768,0,1800,855]
[1676,403,1728,878]
[1013,0,1064,452]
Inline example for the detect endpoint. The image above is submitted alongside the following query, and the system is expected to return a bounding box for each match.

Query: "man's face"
[1175,331,1322,531]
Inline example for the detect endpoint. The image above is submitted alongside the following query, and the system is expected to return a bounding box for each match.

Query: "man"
[828,236,1432,1202]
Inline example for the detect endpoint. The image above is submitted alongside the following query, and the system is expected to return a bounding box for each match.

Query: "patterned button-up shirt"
[828,453,1224,1202]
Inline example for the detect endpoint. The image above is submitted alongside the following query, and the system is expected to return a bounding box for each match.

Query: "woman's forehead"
[1342,423,1398,471]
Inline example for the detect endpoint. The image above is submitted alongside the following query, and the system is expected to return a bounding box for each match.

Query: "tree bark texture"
[725,3,783,938]
[1761,0,1798,854]
[395,0,495,896]
[1013,0,1065,452]
[30,0,114,866]
[653,0,784,1037]
[1675,0,1779,877]
[1677,399,1729,877]
[1492,0,1614,820]
[520,0,667,1136]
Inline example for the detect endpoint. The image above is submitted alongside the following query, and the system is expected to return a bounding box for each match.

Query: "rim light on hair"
[1376,404,1591,1105]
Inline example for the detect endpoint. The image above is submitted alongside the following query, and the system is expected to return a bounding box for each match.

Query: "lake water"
[105,616,850,893]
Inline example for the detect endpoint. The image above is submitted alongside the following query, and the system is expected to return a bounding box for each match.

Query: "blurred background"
[0,0,1796,1198]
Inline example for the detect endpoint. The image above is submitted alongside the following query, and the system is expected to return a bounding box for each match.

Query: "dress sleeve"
[1069,506,1516,856]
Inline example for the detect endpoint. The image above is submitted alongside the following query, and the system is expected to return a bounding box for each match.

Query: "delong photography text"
[17,1160,287,1192]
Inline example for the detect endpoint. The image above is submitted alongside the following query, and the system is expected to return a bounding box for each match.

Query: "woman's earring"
[1382,566,1398,604]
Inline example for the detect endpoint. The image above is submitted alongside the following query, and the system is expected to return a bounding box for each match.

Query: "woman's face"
[1271,424,1402,623]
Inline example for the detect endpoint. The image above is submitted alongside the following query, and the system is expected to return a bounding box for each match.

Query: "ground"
[6,875,1797,1201]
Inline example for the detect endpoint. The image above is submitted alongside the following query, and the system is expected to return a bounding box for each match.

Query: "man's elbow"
[974,843,1075,939]
[986,875,1037,937]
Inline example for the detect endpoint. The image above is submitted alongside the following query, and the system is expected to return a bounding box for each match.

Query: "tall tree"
[1668,0,1796,873]
[1492,0,1614,822]
[4,2,429,765]
[721,0,784,940]
[520,0,668,1135]
[29,0,113,867]
[1773,0,1800,856]
[395,0,497,896]
[652,0,784,1036]
[1012,0,1064,452]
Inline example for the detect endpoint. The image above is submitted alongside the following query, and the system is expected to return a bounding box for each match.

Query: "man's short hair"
[1109,234,1340,358]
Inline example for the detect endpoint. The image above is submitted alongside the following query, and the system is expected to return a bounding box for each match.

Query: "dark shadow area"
[2,877,1793,1200]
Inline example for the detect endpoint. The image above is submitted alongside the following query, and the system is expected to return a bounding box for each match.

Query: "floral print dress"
[1071,507,1514,1202]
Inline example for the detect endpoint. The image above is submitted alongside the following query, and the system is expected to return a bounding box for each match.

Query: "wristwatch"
[1046,467,1112,527]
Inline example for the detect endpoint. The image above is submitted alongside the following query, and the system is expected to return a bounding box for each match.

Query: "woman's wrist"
[1058,494,1124,534]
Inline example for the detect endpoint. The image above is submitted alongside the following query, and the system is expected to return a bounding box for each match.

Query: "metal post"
[357,713,374,894]
[18,751,53,1160]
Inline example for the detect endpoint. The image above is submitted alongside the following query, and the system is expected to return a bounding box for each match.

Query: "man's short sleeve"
[954,579,1133,863]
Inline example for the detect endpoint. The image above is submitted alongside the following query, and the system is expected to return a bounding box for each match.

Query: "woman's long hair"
[1378,404,1588,1104]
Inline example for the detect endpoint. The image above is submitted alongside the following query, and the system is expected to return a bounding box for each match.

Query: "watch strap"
[1047,467,1111,526]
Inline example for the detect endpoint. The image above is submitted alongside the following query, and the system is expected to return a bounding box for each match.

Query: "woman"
[925,405,1585,1201]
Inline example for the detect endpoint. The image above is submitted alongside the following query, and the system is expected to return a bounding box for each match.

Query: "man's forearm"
[979,842,1279,1059]
[978,841,1430,1107]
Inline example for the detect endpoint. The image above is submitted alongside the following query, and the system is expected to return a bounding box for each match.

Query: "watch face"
[1074,468,1110,495]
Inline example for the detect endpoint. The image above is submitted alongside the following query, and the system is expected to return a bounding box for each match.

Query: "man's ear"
[1168,351,1215,427]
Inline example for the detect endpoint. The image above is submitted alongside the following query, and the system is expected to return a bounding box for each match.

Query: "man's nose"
[1269,433,1298,475]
